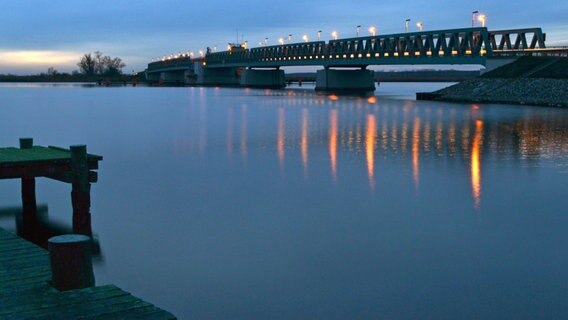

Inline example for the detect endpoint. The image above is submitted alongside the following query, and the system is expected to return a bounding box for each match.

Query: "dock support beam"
[19,138,38,241]
[315,68,376,93]
[70,145,92,237]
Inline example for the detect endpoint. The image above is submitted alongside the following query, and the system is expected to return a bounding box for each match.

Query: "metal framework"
[205,27,547,68]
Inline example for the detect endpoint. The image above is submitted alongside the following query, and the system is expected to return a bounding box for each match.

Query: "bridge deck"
[0,227,176,319]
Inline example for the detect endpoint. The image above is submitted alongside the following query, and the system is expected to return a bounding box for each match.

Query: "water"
[1,82,567,319]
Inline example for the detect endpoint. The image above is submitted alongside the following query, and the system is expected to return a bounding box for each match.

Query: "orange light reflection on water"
[412,117,421,188]
[366,114,377,190]
[329,109,338,182]
[277,108,285,171]
[471,120,484,209]
[301,108,309,175]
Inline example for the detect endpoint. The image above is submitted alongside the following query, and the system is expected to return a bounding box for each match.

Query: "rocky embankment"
[431,78,568,107]
[420,57,568,108]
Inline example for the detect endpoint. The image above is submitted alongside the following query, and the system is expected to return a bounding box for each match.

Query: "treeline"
[0,51,131,83]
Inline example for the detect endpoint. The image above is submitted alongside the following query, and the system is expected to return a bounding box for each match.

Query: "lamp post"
[405,19,411,32]
[317,30,322,41]
[288,34,292,43]
[478,14,486,27]
[369,26,376,36]
[265,37,269,45]
[416,22,423,31]
[302,34,309,42]
[472,11,479,27]
[279,38,284,45]
[356,25,361,37]
[331,31,338,40]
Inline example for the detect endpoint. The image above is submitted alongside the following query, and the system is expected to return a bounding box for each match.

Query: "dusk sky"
[1,0,566,74]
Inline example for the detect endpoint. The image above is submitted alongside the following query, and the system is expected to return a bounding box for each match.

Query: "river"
[1,82,567,319]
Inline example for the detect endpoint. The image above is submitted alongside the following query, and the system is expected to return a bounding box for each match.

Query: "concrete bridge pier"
[240,68,286,88]
[196,63,241,86]
[160,71,186,85]
[315,67,376,93]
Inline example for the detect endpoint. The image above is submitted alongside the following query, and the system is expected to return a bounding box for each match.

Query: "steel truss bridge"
[205,27,548,68]
[146,26,566,89]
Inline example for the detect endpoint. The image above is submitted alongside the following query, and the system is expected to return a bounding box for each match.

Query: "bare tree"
[77,51,126,76]
[77,53,96,75]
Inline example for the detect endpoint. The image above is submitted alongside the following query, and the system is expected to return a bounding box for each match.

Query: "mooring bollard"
[48,234,95,291]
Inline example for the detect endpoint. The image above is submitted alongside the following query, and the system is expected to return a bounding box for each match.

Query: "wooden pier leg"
[19,138,38,240]
[70,145,92,237]
[48,234,95,291]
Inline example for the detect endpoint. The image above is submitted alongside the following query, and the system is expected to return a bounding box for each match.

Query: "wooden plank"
[0,229,176,319]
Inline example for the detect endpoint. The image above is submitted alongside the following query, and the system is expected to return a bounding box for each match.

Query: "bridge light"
[288,34,292,43]
[427,50,432,56]
[279,38,285,45]
[375,53,380,57]
[383,53,389,57]
[199,50,204,57]
[331,31,338,40]
[416,22,423,32]
[415,51,421,56]
[302,35,309,42]
[369,26,376,36]
[477,14,486,27]
[439,50,445,56]
[394,52,399,57]
[317,30,322,41]
[356,25,361,37]
[404,52,410,56]
[366,53,371,58]
[451,50,458,55]
[405,19,411,32]
[358,53,363,58]
[465,49,472,55]
[350,54,354,58]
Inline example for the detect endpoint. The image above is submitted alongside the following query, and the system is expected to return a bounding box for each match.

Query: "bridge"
[146,26,563,91]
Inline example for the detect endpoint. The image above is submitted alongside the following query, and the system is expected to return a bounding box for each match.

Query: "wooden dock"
[0,228,176,319]
[1,138,176,319]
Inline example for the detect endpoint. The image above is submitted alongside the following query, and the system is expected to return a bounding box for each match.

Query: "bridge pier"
[160,71,186,85]
[196,64,241,86]
[240,68,286,88]
[315,68,376,93]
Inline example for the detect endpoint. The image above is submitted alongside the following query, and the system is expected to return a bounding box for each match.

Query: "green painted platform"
[0,228,176,319]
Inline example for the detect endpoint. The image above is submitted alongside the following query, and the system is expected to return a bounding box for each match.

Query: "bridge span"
[146,26,561,92]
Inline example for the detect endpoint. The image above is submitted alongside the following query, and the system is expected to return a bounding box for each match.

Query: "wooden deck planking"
[0,229,176,319]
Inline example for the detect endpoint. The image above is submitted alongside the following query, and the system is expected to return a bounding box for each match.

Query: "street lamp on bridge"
[288,34,292,43]
[472,11,479,28]
[278,38,285,45]
[369,26,376,36]
[331,31,338,40]
[356,25,361,37]
[317,30,322,41]
[478,14,486,27]
[405,19,411,32]
[302,34,309,42]
[416,21,423,31]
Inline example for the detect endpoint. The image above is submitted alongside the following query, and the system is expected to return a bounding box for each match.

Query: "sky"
[0,0,566,74]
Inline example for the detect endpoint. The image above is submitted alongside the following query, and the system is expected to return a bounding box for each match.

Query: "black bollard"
[48,234,95,291]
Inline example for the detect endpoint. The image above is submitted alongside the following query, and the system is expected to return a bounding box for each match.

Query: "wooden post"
[70,145,92,236]
[19,138,38,241]
[48,234,95,291]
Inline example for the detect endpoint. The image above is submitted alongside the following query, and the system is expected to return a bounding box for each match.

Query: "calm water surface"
[1,83,567,319]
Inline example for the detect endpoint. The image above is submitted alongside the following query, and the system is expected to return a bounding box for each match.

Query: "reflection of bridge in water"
[146,27,566,91]
[173,90,568,208]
